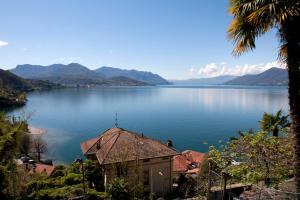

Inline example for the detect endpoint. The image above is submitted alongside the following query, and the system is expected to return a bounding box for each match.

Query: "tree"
[18,133,31,155]
[25,163,105,200]
[226,131,293,185]
[203,129,294,198]
[84,160,104,191]
[32,136,47,162]
[0,113,28,198]
[259,110,290,137]
[227,0,300,193]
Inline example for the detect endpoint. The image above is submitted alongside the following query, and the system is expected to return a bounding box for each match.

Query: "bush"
[63,173,82,185]
[31,184,84,200]
[50,169,65,178]
[85,160,104,191]
[107,178,130,200]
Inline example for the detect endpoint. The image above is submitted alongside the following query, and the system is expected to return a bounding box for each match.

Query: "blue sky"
[0,0,281,79]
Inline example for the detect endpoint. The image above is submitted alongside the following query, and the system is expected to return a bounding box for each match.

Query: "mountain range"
[94,66,169,85]
[9,64,288,87]
[171,67,288,86]
[11,63,169,86]
[225,67,288,86]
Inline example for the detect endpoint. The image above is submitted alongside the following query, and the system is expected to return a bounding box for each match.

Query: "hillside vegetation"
[0,69,62,107]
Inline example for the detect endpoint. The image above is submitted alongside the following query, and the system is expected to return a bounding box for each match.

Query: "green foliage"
[228,131,293,184]
[0,165,8,192]
[63,173,82,185]
[27,184,104,200]
[29,184,84,200]
[84,160,104,191]
[0,69,64,108]
[259,109,290,136]
[107,178,130,200]
[25,162,104,200]
[206,130,293,187]
[228,0,299,57]
[0,112,28,198]
[50,165,66,178]
[0,69,28,105]
[197,110,294,197]
[50,169,65,178]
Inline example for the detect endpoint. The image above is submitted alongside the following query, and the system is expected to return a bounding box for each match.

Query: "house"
[29,163,55,176]
[172,150,206,179]
[80,127,178,196]
[17,159,55,177]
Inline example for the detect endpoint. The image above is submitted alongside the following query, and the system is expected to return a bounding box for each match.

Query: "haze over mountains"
[171,67,288,86]
[171,75,237,85]
[225,67,288,86]
[11,63,169,86]
[9,63,287,87]
[94,67,169,85]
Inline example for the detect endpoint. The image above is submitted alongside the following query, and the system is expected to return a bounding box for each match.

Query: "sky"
[0,0,283,79]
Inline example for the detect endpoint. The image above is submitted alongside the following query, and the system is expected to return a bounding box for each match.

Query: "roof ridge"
[85,127,119,154]
[83,136,101,154]
[99,130,122,164]
[124,129,178,152]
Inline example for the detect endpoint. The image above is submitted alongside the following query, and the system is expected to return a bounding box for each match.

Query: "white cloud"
[193,61,285,78]
[0,40,8,47]
[189,67,195,75]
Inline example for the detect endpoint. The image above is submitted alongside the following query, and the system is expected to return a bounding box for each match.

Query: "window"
[143,169,150,185]
[117,166,121,177]
[117,165,128,177]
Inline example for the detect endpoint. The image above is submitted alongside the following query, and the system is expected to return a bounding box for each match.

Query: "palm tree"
[227,0,300,193]
[259,109,290,136]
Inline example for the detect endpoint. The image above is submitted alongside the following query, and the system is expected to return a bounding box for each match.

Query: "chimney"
[166,140,173,148]
[96,142,100,150]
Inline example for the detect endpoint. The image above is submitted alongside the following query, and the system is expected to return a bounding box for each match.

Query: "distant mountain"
[225,67,288,86]
[11,63,167,86]
[94,66,170,85]
[106,76,147,86]
[171,75,237,85]
[11,63,105,85]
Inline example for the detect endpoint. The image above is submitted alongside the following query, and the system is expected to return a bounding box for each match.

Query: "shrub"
[63,173,82,185]
[107,178,130,200]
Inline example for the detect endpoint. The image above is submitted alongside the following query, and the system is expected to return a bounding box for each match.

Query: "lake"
[9,85,289,164]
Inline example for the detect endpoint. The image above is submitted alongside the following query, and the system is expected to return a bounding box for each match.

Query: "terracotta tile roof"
[30,164,55,176]
[172,150,206,174]
[80,135,101,154]
[172,154,191,172]
[81,127,178,164]
[182,150,206,164]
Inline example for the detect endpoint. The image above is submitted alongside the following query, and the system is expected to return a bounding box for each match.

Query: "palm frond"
[228,0,300,57]
[228,17,258,56]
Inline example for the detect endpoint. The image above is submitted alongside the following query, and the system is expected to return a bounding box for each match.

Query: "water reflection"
[9,86,288,163]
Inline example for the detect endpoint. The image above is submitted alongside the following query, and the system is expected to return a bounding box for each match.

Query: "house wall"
[103,156,173,196]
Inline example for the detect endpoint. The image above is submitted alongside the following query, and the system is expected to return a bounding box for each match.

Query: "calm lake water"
[9,85,289,164]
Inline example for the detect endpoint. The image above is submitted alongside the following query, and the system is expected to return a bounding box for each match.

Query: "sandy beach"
[28,126,47,135]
